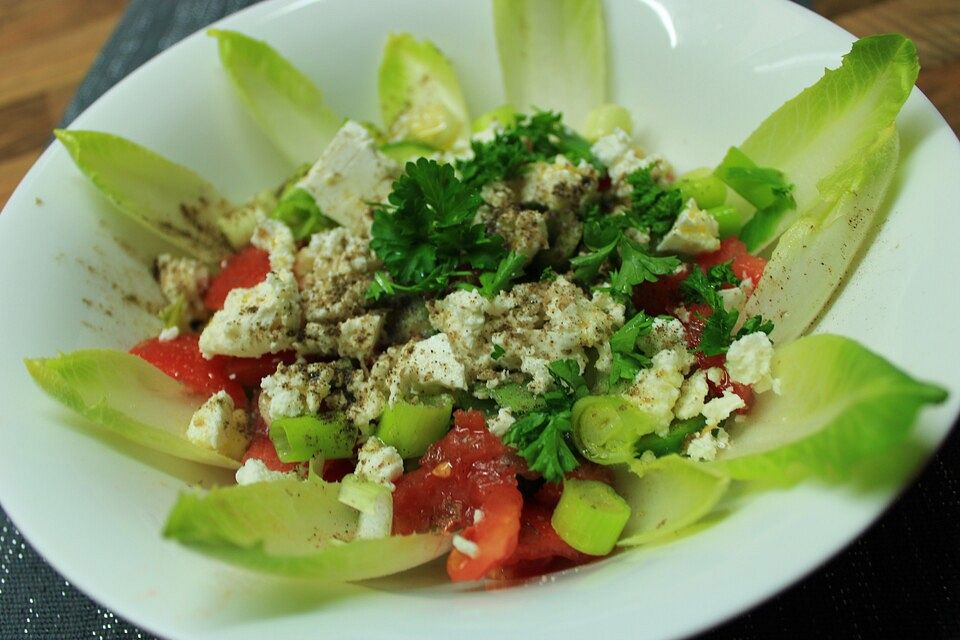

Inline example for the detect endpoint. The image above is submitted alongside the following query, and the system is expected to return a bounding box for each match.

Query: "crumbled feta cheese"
[726,331,777,393]
[590,129,669,196]
[347,345,404,426]
[428,289,491,355]
[719,286,747,313]
[485,206,549,260]
[337,313,384,360]
[473,509,485,524]
[250,218,296,271]
[638,317,687,356]
[259,361,336,422]
[199,270,302,358]
[685,427,730,462]
[158,325,180,342]
[155,254,210,323]
[518,155,598,212]
[301,272,370,324]
[452,534,480,559]
[702,390,746,428]
[295,227,379,284]
[294,121,399,235]
[185,391,250,460]
[235,458,297,485]
[625,347,694,435]
[487,408,516,438]
[393,333,467,400]
[480,180,515,209]
[674,370,709,420]
[657,199,721,255]
[354,436,404,490]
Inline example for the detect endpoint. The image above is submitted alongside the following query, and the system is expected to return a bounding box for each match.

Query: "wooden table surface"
[0,0,957,207]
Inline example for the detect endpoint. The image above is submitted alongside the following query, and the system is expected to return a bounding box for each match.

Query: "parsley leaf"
[680,266,773,355]
[367,158,507,300]
[491,344,506,360]
[606,239,681,301]
[457,111,599,189]
[607,311,655,388]
[736,315,775,338]
[477,251,526,298]
[707,261,740,288]
[626,167,684,241]
[502,358,588,483]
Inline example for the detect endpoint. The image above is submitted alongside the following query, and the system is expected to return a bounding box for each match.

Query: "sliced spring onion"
[376,395,453,458]
[676,168,728,209]
[339,474,394,539]
[634,417,706,458]
[552,479,630,555]
[706,205,744,239]
[571,395,657,465]
[269,413,357,463]
[582,103,633,141]
[471,104,517,133]
[379,140,438,163]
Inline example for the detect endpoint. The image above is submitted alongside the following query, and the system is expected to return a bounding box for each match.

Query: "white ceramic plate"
[1,1,958,638]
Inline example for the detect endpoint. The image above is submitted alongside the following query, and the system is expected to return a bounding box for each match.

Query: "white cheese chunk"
[337,313,384,361]
[155,253,210,323]
[185,391,250,460]
[638,317,687,356]
[259,362,336,422]
[590,129,669,197]
[625,348,694,436]
[250,218,296,271]
[674,370,709,420]
[487,408,516,438]
[656,199,721,255]
[235,458,297,485]
[354,436,404,490]
[518,155,598,212]
[685,427,730,462]
[702,389,746,428]
[726,331,777,393]
[295,121,399,235]
[199,270,302,358]
[394,333,468,400]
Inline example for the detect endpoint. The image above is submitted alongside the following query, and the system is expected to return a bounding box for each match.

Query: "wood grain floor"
[0,0,957,207]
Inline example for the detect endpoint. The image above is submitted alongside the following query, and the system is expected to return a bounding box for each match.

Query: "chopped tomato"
[446,485,523,582]
[213,351,296,387]
[203,246,271,311]
[321,458,355,483]
[242,435,299,473]
[130,334,246,407]
[695,237,766,284]
[392,410,525,581]
[493,503,594,579]
[633,264,689,316]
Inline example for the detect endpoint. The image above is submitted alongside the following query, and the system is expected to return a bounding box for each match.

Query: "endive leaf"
[55,129,230,263]
[25,350,239,469]
[164,477,451,580]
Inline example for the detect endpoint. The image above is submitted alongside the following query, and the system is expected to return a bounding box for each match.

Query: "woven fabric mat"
[1,1,957,638]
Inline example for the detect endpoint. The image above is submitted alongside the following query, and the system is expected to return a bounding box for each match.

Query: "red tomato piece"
[507,503,593,566]
[203,246,271,311]
[392,410,526,581]
[321,458,355,483]
[242,435,299,473]
[213,351,297,388]
[695,237,766,284]
[446,485,523,582]
[633,265,689,316]
[130,334,247,407]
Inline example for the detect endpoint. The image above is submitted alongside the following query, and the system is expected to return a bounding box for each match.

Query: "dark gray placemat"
[1,0,957,638]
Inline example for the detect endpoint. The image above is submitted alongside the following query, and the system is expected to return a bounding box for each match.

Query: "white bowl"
[1,1,958,638]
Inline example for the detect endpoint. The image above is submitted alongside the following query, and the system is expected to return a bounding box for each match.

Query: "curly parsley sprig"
[366,158,510,300]
[502,359,589,483]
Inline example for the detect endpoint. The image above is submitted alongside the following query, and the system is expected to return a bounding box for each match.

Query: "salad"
[25,0,947,584]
